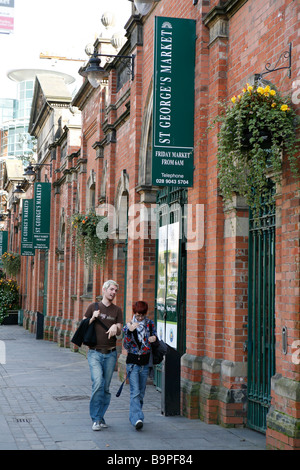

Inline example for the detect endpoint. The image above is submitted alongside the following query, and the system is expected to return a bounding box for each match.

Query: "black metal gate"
[247,196,276,433]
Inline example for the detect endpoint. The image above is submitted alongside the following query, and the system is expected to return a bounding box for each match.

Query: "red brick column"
[198,14,228,423]
[266,180,300,450]
[182,4,250,425]
[265,0,300,449]
[220,201,249,427]
[44,156,60,341]
[180,0,210,420]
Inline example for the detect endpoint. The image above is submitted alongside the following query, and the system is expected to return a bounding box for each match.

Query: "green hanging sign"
[21,199,35,256]
[0,231,8,266]
[152,16,196,187]
[33,182,51,250]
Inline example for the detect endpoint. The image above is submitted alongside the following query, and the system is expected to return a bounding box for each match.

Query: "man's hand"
[92,309,100,320]
[87,309,100,324]
[106,323,121,339]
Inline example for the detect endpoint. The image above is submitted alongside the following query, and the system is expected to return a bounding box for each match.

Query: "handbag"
[149,323,167,365]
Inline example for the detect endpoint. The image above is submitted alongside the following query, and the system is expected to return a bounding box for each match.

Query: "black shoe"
[135,420,143,430]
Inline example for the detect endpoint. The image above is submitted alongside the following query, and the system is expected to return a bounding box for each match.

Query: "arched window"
[115,170,129,241]
[58,209,65,252]
[86,170,96,210]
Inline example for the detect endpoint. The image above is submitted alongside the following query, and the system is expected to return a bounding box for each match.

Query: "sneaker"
[135,420,143,430]
[92,421,102,431]
[100,419,108,428]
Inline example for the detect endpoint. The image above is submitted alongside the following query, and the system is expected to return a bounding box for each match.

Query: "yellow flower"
[270,89,276,96]
[231,96,237,103]
[257,86,264,94]
[281,104,288,111]
[264,85,271,93]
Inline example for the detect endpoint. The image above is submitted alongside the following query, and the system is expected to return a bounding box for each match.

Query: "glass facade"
[17,81,34,119]
[0,98,17,125]
[0,80,36,161]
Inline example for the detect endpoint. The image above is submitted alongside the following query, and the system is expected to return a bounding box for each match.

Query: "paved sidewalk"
[0,324,266,451]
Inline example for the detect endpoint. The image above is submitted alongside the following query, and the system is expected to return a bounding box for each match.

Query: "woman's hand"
[127,321,138,332]
[149,335,157,343]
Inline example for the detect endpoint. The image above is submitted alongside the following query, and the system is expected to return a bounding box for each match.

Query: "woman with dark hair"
[123,301,157,430]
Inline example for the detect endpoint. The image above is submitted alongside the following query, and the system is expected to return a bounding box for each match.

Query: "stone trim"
[181,355,248,425]
[271,373,300,402]
[204,0,248,27]
[267,376,300,448]
[204,0,248,45]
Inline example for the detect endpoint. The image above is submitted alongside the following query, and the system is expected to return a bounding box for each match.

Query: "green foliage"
[71,209,108,266]
[216,83,300,221]
[0,277,20,324]
[1,252,21,277]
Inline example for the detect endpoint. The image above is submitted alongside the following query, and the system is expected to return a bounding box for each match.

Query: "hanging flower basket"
[0,277,20,324]
[1,252,21,277]
[241,128,274,151]
[216,83,300,220]
[71,209,108,266]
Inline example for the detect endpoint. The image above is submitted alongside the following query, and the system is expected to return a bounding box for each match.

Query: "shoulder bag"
[149,322,167,365]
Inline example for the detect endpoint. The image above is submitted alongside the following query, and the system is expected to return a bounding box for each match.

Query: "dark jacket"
[71,318,97,347]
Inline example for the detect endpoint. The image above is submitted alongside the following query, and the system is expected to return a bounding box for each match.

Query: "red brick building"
[6,0,299,450]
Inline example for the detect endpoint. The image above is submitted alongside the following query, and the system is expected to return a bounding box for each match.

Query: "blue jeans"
[87,349,117,422]
[126,363,149,426]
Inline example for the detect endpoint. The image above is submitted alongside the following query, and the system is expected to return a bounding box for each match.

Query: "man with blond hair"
[84,280,122,430]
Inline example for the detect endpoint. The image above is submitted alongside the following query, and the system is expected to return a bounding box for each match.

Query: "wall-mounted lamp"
[13,182,26,196]
[129,0,161,16]
[23,163,52,183]
[79,47,135,89]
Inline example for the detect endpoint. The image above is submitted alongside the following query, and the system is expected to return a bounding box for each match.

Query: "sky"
[0,0,132,99]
